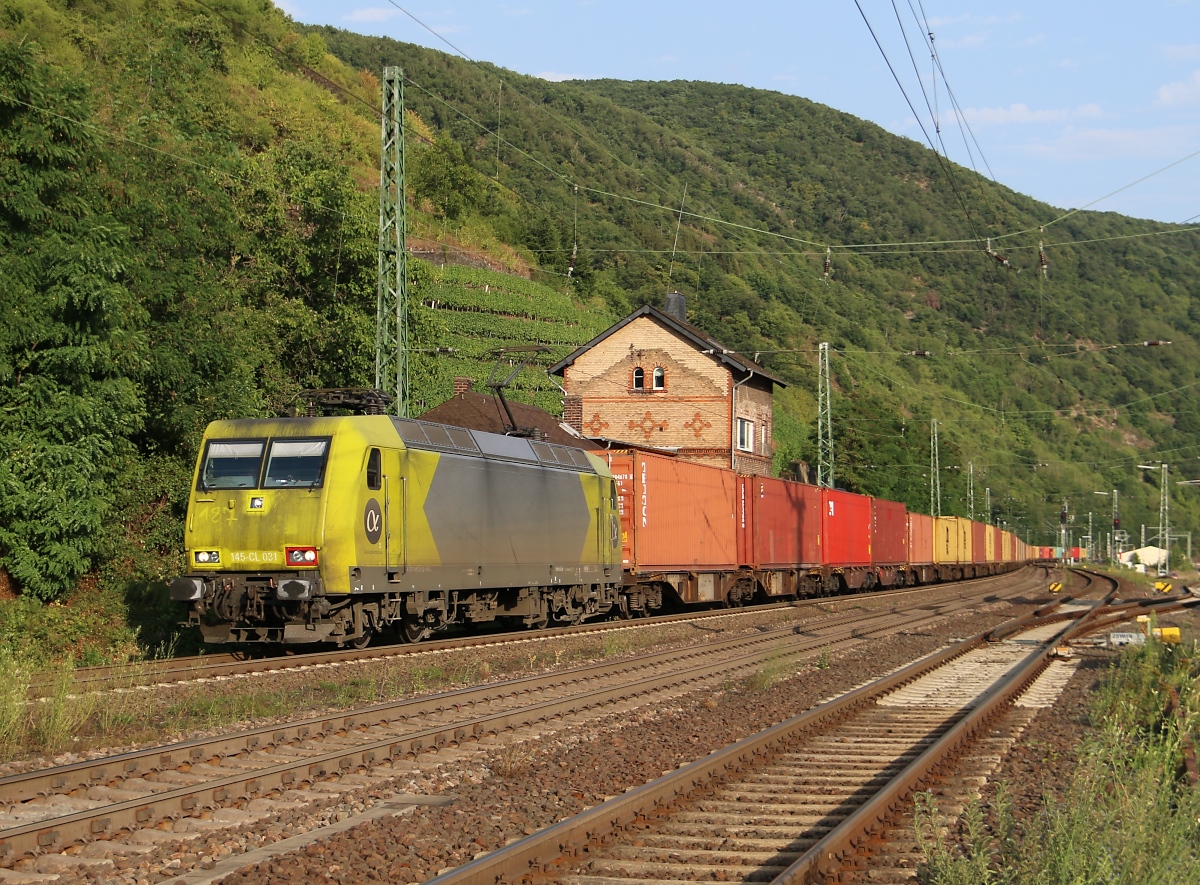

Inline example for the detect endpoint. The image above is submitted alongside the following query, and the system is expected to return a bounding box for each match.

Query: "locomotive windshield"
[264,438,330,487]
[200,440,265,489]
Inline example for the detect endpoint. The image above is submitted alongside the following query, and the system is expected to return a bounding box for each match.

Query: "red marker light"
[285,546,319,567]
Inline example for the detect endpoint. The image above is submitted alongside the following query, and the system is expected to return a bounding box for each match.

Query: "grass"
[914,637,1200,885]
[491,742,536,779]
[743,650,794,692]
[0,605,809,765]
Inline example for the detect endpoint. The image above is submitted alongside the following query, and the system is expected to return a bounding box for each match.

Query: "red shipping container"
[604,451,737,573]
[742,476,822,568]
[909,513,934,565]
[822,489,873,567]
[872,498,908,566]
[971,521,987,565]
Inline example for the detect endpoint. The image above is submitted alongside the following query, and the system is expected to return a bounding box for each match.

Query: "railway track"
[29,569,1042,699]
[421,575,1195,885]
[0,568,1050,868]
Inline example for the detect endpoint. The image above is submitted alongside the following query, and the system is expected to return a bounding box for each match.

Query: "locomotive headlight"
[194,550,220,565]
[285,546,319,567]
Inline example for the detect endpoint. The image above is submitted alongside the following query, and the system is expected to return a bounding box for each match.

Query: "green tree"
[411,134,484,220]
[0,42,146,599]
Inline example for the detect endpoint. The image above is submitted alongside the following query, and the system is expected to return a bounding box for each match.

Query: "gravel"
[5,581,1052,885]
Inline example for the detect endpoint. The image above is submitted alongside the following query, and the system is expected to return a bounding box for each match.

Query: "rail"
[420,588,1195,885]
[0,568,1050,864]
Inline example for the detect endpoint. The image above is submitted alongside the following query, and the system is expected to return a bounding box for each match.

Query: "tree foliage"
[0,0,1197,611]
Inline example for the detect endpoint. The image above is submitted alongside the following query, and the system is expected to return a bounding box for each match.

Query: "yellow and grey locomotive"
[171,415,622,646]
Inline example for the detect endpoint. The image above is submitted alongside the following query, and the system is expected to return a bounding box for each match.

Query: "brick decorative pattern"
[628,411,669,440]
[563,315,776,474]
[683,411,712,438]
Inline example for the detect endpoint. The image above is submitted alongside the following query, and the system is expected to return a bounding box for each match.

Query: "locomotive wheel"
[396,615,428,643]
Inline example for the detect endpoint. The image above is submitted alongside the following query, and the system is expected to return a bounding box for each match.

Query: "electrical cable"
[992,146,1200,243]
[850,0,992,276]
[214,0,1200,265]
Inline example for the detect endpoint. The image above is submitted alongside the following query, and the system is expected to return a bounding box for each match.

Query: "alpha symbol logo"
[364,499,383,545]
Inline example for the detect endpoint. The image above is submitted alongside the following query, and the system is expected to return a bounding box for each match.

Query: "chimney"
[563,395,583,434]
[663,292,687,324]
[453,376,472,397]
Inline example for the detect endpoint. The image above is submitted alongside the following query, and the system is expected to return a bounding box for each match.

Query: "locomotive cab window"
[366,448,382,490]
[199,439,266,490]
[264,438,331,488]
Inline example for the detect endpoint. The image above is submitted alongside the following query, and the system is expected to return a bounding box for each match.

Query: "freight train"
[170,414,1032,647]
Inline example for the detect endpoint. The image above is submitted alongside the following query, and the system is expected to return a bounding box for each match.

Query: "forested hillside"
[312,23,1200,549]
[0,0,1196,659]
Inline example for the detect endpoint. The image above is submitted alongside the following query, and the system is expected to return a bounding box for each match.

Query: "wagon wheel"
[348,629,373,650]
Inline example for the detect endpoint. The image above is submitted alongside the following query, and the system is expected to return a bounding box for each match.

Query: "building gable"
[554,303,781,475]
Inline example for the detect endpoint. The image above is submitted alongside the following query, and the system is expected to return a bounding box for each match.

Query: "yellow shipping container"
[957,518,973,564]
[1001,532,1013,562]
[933,517,960,564]
[985,526,997,562]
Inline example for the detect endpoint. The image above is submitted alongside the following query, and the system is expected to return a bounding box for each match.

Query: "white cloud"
[1019,124,1200,161]
[1162,44,1200,61]
[964,104,1044,124]
[343,7,399,22]
[940,33,986,49]
[962,103,1105,125]
[536,71,584,82]
[1156,70,1200,106]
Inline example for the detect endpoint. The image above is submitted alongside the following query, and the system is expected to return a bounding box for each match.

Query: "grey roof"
[547,304,786,387]
[418,389,602,450]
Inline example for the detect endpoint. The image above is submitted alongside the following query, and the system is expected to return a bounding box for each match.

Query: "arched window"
[632,367,645,390]
[652,367,665,390]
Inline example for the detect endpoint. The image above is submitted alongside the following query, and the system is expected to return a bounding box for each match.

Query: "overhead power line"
[197,0,1200,263]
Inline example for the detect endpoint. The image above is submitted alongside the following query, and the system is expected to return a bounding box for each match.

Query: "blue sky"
[283,1,1200,224]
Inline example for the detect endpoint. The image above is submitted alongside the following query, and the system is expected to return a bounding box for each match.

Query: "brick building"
[549,297,784,476]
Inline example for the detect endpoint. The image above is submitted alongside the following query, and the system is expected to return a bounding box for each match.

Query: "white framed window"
[632,367,645,390]
[736,418,755,453]
[652,367,665,389]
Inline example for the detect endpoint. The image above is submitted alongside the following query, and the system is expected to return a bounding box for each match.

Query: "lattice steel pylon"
[930,419,941,517]
[1158,463,1170,577]
[817,342,834,489]
[968,461,974,521]
[376,66,409,417]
